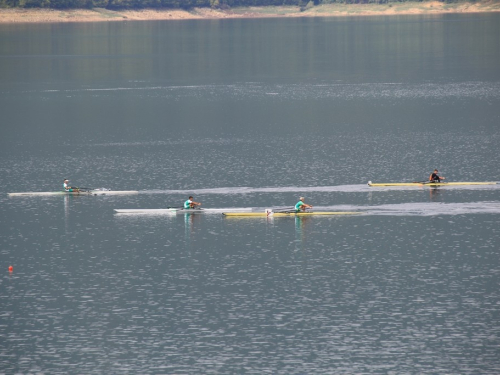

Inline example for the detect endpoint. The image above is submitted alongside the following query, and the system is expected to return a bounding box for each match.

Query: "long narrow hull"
[115,208,176,214]
[368,182,497,187]
[115,208,252,214]
[9,190,139,197]
[223,211,361,217]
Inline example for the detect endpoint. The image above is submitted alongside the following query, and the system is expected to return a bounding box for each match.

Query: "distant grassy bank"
[0,1,499,23]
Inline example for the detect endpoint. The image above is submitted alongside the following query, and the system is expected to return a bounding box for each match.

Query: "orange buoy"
[8,265,13,272]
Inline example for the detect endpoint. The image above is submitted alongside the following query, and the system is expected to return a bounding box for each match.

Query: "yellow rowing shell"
[222,211,361,217]
[368,182,498,187]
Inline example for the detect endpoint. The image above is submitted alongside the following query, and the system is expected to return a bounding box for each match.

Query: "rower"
[63,179,79,192]
[295,197,313,212]
[429,169,445,182]
[184,196,201,209]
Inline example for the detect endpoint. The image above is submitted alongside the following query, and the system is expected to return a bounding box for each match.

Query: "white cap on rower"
[299,197,304,200]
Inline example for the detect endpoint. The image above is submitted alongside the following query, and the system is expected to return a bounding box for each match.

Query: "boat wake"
[318,201,500,216]
[143,185,366,195]
[113,202,500,217]
[142,183,500,195]
[33,81,500,102]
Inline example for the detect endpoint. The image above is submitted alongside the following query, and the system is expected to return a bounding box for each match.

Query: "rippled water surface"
[1,14,500,374]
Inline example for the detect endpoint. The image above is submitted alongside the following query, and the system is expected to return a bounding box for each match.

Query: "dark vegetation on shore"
[0,0,473,10]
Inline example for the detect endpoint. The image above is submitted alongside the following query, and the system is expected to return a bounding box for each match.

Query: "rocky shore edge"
[0,1,499,23]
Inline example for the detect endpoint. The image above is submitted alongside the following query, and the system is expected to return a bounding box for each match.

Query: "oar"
[422,180,447,185]
[267,207,295,213]
[65,187,87,192]
[168,206,204,211]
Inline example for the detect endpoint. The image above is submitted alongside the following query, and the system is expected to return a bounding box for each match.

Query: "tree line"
[0,0,466,10]
[1,0,295,8]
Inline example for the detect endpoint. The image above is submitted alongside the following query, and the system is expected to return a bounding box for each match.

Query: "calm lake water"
[1,13,500,374]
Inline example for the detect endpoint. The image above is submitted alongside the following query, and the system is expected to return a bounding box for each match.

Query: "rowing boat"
[368,181,498,187]
[222,211,361,217]
[8,190,139,197]
[114,208,252,214]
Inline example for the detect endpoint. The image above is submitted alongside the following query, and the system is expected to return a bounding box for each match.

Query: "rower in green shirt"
[184,196,201,209]
[295,197,313,212]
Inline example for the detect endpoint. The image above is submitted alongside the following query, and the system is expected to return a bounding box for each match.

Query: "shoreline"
[0,1,499,23]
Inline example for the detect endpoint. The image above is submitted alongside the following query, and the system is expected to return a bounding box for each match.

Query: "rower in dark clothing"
[429,169,445,182]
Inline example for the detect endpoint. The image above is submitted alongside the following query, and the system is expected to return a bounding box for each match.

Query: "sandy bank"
[0,1,499,23]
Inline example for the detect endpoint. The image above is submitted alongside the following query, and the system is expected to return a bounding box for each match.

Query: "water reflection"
[429,187,442,201]
[64,194,70,232]
[183,212,201,244]
[294,216,311,245]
